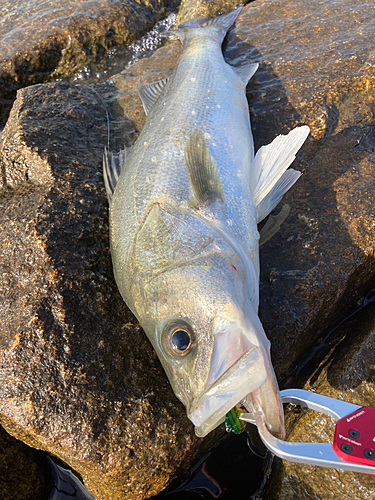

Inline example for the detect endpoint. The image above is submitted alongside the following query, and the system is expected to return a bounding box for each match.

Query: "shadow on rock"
[0,425,53,500]
[0,81,219,500]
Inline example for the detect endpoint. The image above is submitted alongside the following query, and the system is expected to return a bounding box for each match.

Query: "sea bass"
[104,7,309,438]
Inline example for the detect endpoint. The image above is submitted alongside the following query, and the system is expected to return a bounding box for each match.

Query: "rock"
[0,0,375,498]
[0,424,52,500]
[227,0,375,497]
[228,0,375,380]
[0,81,219,500]
[175,0,248,25]
[107,0,251,133]
[0,0,180,128]
[263,301,375,499]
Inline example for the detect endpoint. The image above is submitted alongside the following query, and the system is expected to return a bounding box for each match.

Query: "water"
[69,14,177,84]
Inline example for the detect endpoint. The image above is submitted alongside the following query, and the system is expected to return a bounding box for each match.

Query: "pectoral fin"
[185,128,224,207]
[103,146,131,207]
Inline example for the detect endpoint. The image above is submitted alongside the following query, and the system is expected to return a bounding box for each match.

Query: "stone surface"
[175,0,248,25]
[1,0,375,498]
[0,424,52,500]
[0,0,180,128]
[0,82,219,500]
[228,0,375,381]
[263,301,375,499]
[227,1,375,497]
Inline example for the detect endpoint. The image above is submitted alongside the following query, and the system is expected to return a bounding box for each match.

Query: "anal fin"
[232,62,259,85]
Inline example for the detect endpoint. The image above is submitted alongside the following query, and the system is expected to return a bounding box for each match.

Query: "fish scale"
[104,6,310,438]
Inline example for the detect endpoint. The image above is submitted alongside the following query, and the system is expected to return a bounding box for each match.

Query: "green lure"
[225,406,247,434]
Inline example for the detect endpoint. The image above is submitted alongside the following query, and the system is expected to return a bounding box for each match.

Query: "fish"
[103,6,309,439]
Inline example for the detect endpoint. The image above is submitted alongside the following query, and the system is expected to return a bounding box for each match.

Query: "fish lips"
[188,344,270,437]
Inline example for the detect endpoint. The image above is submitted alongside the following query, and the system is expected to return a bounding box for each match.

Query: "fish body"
[104,7,309,438]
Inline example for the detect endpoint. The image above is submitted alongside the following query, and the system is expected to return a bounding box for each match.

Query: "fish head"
[132,249,284,439]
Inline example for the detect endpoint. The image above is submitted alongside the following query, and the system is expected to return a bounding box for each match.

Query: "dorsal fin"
[138,77,170,115]
[103,146,131,208]
[232,62,259,85]
[185,128,224,206]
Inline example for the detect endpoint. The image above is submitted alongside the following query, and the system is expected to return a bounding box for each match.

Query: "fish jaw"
[188,306,285,439]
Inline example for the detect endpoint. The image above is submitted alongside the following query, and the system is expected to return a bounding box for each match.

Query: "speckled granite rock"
[228,0,375,380]
[1,0,375,498]
[263,301,375,499]
[0,82,219,500]
[0,0,180,128]
[227,0,375,497]
[0,424,52,500]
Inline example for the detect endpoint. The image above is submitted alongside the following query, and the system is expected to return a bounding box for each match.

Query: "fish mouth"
[188,314,285,438]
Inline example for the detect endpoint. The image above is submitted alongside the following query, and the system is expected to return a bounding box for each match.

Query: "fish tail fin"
[168,5,243,45]
[250,126,310,223]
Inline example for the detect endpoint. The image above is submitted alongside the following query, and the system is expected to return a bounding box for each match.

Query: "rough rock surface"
[0,0,375,498]
[230,0,375,497]
[0,82,219,500]
[0,0,180,128]
[0,425,52,500]
[230,0,375,378]
[175,0,248,25]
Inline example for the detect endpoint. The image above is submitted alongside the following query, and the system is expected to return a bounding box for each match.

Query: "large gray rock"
[0,81,219,500]
[0,0,374,498]
[0,0,180,128]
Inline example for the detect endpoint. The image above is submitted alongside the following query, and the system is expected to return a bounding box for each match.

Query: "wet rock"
[226,1,375,497]
[0,0,180,128]
[0,424,52,500]
[263,301,375,499]
[225,0,375,380]
[175,0,249,25]
[1,0,375,498]
[106,0,252,134]
[0,81,219,500]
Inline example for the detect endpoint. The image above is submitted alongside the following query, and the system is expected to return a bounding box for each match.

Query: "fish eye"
[165,320,195,356]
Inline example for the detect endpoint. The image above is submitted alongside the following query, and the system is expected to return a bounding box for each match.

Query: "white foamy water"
[128,13,176,65]
[72,13,177,83]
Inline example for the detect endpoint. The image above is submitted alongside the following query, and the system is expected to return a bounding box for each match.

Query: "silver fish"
[104,7,309,438]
